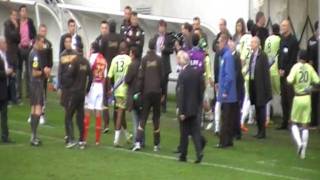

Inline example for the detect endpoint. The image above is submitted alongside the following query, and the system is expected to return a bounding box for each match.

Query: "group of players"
[2,4,319,162]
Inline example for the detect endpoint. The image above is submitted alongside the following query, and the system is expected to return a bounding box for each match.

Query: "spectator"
[17,5,37,99]
[153,19,174,113]
[4,9,20,104]
[248,36,272,139]
[277,19,299,130]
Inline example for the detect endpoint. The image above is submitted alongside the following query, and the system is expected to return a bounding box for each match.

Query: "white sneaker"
[27,116,31,123]
[132,142,141,151]
[66,141,77,149]
[113,142,121,148]
[39,115,46,125]
[300,145,306,159]
[206,122,213,130]
[153,145,160,152]
[78,141,86,150]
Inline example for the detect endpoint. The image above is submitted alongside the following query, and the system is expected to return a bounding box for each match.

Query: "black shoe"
[178,157,187,162]
[234,135,241,140]
[194,154,203,164]
[2,139,14,144]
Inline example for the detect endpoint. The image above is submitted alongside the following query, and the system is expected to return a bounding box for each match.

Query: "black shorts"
[30,81,44,106]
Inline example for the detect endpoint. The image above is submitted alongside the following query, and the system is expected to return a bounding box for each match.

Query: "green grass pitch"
[0,92,319,180]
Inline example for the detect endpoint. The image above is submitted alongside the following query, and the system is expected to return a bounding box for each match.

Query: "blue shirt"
[217,46,237,103]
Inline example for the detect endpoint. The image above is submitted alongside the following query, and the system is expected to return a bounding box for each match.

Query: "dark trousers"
[17,47,31,99]
[136,92,161,146]
[220,102,237,146]
[8,75,17,103]
[0,101,9,141]
[65,92,85,142]
[280,77,294,128]
[233,102,241,139]
[180,116,203,159]
[255,105,266,137]
[311,92,319,127]
[161,74,169,112]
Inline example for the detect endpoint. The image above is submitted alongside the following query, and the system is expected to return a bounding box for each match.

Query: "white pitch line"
[10,130,303,180]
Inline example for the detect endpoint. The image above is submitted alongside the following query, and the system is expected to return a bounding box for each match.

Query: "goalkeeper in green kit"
[287,50,320,159]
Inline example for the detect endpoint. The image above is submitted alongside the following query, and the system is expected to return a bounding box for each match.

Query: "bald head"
[280,19,291,36]
[250,36,261,52]
[176,50,190,66]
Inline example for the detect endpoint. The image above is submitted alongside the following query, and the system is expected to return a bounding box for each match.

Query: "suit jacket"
[0,56,8,101]
[249,50,272,106]
[154,33,174,75]
[4,19,20,69]
[178,65,204,118]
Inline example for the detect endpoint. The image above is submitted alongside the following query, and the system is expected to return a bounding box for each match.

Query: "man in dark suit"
[59,19,83,54]
[277,19,299,130]
[4,9,20,104]
[0,37,13,143]
[176,50,206,164]
[249,36,272,139]
[154,20,174,113]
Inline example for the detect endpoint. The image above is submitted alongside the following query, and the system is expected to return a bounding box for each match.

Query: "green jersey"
[238,33,252,80]
[287,62,320,94]
[108,54,132,97]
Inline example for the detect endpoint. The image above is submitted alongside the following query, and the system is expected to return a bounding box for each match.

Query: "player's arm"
[286,65,297,84]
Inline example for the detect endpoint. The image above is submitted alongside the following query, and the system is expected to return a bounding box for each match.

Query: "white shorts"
[85,82,104,110]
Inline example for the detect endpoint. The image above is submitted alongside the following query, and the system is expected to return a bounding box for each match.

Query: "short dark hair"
[255,11,265,23]
[130,46,139,59]
[64,33,72,41]
[219,32,229,44]
[131,11,138,17]
[247,19,254,32]
[119,41,128,53]
[315,21,319,31]
[148,38,157,50]
[193,17,200,22]
[183,22,193,32]
[272,23,280,35]
[101,20,108,25]
[91,41,100,53]
[109,20,117,33]
[158,19,167,27]
[192,33,200,46]
[67,19,76,25]
[18,5,27,12]
[124,6,132,11]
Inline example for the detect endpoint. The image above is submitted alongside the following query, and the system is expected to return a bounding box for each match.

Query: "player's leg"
[65,99,77,149]
[240,93,249,132]
[291,123,302,154]
[300,124,309,159]
[214,101,221,134]
[30,104,42,146]
[95,110,102,145]
[75,99,85,149]
[114,107,123,147]
[152,93,161,152]
[133,93,151,151]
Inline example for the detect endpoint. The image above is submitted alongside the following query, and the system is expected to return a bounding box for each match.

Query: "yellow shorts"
[115,96,127,109]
